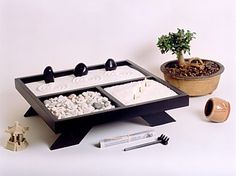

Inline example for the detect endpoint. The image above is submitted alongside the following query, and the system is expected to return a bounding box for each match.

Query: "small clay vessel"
[204,97,230,122]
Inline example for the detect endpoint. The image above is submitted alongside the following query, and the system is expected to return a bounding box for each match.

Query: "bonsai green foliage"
[157,28,196,66]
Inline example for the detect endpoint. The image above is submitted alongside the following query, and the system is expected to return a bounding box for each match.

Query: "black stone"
[105,58,117,71]
[43,66,54,83]
[74,63,88,77]
[92,102,103,110]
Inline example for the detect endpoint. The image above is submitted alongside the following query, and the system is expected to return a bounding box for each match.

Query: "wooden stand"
[15,60,189,150]
[25,107,175,150]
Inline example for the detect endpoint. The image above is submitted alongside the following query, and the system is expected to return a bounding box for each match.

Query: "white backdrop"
[0,0,236,176]
[1,0,235,78]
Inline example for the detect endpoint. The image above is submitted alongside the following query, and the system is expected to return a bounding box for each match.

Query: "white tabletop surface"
[0,0,236,175]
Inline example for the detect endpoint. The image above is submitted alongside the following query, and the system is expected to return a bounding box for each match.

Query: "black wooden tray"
[15,60,189,150]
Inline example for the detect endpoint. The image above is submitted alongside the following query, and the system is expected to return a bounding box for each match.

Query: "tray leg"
[141,111,176,127]
[24,106,38,117]
[50,126,92,150]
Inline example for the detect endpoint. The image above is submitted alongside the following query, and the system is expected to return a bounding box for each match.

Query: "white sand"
[26,66,145,96]
[104,79,177,105]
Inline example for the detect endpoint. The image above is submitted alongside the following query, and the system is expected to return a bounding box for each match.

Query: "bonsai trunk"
[177,52,186,67]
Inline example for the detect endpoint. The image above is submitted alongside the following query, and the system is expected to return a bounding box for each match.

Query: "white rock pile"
[43,91,115,119]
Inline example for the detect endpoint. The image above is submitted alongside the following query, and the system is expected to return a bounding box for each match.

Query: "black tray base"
[24,106,38,117]
[24,106,175,150]
[141,112,176,126]
[50,125,92,150]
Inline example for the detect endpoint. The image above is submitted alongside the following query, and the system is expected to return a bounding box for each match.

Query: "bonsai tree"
[157,28,196,67]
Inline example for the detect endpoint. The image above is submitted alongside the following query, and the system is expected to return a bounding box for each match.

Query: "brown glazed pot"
[204,97,230,122]
[160,59,224,96]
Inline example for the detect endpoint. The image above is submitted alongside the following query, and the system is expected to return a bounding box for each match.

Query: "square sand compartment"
[104,79,177,106]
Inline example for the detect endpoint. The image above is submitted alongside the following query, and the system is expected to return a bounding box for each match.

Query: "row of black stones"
[43,58,117,84]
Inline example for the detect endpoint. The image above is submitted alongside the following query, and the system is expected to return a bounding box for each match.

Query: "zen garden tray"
[15,60,189,150]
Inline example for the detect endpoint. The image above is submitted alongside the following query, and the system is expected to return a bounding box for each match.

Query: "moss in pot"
[157,28,224,96]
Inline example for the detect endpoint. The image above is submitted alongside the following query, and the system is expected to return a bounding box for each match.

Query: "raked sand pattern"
[26,66,145,96]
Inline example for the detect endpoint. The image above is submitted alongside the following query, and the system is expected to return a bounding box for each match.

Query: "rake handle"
[124,139,162,151]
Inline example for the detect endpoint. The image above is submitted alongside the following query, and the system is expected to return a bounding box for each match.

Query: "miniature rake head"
[123,133,170,151]
[157,134,169,145]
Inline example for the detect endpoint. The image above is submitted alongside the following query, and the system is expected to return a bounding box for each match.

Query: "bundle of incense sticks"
[99,130,157,148]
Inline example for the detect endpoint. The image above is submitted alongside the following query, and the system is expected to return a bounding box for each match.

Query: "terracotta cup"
[204,97,230,122]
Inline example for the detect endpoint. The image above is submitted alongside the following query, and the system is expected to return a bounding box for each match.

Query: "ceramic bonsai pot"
[160,60,224,96]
